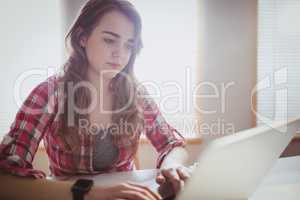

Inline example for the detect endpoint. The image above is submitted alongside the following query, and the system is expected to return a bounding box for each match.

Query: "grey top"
[92,128,119,171]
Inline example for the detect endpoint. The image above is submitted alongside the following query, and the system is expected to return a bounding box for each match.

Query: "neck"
[87,69,112,94]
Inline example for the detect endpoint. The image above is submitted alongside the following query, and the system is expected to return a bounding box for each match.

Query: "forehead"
[94,11,135,40]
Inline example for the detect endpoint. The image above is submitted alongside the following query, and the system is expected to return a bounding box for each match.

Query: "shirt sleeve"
[139,86,186,168]
[0,77,57,178]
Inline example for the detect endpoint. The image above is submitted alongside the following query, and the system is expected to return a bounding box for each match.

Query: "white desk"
[250,156,300,200]
[50,156,300,199]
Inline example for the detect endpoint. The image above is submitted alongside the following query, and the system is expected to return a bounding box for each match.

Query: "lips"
[107,62,121,68]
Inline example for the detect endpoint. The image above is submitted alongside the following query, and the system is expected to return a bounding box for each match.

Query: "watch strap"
[72,190,85,200]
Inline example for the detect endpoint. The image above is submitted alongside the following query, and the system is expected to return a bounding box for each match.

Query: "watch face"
[72,179,94,193]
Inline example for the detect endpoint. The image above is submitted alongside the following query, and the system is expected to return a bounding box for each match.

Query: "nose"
[112,44,123,59]
[112,49,119,58]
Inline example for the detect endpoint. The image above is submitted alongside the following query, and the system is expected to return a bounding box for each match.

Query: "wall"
[196,0,257,140]
[0,0,63,137]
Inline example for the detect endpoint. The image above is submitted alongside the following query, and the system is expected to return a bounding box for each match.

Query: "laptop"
[175,118,300,199]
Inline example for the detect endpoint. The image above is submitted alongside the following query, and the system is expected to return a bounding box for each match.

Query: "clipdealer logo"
[251,67,288,132]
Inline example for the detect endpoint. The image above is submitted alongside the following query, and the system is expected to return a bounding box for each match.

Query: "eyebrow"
[102,31,134,43]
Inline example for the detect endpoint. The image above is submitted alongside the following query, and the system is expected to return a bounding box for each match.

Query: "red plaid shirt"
[0,76,185,179]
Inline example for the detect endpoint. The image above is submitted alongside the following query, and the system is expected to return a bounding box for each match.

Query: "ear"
[78,27,87,48]
[80,36,87,48]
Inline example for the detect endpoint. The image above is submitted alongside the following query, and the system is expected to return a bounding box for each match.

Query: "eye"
[125,43,134,51]
[104,38,115,44]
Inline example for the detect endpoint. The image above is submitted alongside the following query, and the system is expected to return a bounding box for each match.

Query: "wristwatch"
[71,179,94,200]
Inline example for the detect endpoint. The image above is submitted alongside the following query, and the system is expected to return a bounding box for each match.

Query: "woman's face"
[81,11,135,81]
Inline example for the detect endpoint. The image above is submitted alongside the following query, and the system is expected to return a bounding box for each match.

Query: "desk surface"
[250,156,300,200]
[50,156,300,200]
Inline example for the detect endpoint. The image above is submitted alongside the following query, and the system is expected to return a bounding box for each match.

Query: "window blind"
[257,0,300,125]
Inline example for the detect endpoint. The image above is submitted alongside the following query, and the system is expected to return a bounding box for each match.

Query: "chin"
[103,72,118,80]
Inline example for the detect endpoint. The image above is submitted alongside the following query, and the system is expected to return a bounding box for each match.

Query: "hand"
[86,182,162,200]
[156,166,191,195]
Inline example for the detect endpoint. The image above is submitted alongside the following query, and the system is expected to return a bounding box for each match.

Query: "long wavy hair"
[57,0,144,168]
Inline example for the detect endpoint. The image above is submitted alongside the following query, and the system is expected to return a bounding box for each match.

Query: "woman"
[0,0,189,199]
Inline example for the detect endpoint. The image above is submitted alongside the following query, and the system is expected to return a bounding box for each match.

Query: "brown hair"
[57,0,144,169]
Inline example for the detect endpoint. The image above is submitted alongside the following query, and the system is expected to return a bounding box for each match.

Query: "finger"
[161,168,180,182]
[156,173,166,184]
[176,168,190,182]
[161,169,181,193]
[126,182,162,200]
